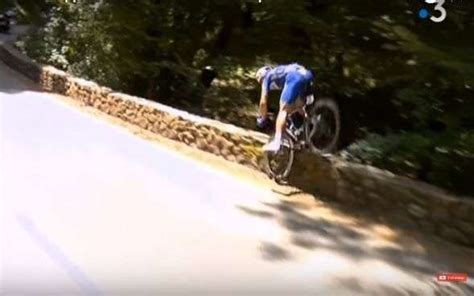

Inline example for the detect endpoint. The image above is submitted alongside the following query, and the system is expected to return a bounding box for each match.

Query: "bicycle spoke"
[306,100,340,153]
[264,134,294,180]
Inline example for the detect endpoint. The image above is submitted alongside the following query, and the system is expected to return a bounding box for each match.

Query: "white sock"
[274,133,282,143]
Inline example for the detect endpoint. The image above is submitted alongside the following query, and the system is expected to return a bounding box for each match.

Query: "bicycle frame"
[285,102,315,150]
[263,96,340,182]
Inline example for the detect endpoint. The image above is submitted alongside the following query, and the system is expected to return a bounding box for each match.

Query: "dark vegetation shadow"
[236,199,474,294]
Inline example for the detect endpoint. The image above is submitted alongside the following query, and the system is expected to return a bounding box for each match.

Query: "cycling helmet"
[255,66,272,83]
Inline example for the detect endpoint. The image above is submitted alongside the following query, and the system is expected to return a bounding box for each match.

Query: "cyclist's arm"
[259,77,271,118]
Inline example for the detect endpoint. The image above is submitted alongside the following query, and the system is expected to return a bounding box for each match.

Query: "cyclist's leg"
[291,73,309,118]
[279,72,306,125]
[264,72,303,151]
[294,97,306,117]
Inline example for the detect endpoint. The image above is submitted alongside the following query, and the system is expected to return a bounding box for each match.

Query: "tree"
[17,0,474,194]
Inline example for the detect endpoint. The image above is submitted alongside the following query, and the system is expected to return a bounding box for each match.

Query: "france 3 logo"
[418,0,447,23]
[417,0,470,23]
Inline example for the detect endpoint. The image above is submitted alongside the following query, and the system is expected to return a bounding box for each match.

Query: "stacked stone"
[334,162,474,247]
[38,69,267,169]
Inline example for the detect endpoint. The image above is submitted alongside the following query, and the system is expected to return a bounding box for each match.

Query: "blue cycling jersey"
[262,63,313,104]
[262,64,312,95]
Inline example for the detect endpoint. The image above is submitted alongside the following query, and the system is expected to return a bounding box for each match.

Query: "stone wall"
[289,153,474,247]
[1,42,473,248]
[39,65,268,169]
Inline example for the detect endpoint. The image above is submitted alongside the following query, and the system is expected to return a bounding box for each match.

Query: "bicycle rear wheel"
[263,133,295,182]
[305,98,340,153]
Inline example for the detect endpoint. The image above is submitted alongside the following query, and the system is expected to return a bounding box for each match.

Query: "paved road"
[0,25,29,44]
[1,60,474,295]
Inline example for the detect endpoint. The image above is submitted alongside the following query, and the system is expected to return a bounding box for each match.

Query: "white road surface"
[1,58,474,296]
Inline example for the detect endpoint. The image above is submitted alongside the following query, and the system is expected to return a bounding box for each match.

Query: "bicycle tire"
[305,98,341,153]
[263,133,295,181]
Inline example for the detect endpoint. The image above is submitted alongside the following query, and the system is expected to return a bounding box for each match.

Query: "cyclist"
[255,63,314,151]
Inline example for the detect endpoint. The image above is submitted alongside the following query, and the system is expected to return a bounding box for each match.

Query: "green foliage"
[0,1,14,11]
[15,0,474,195]
[343,131,474,196]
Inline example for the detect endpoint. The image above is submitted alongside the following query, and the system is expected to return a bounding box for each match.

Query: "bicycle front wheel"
[263,133,295,182]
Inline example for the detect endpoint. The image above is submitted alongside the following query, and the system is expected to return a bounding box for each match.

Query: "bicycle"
[263,97,340,183]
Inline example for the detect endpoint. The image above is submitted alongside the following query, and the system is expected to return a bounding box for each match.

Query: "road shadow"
[0,60,41,94]
[270,188,305,197]
[259,242,292,261]
[334,276,474,296]
[1,25,41,94]
[236,199,474,294]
